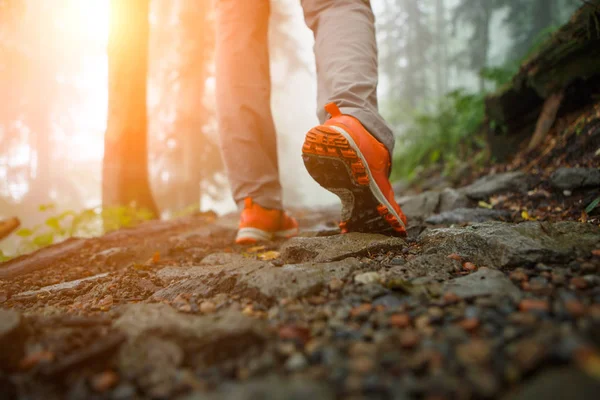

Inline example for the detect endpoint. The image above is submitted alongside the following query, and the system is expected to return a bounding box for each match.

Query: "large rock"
[240,258,362,299]
[153,258,362,302]
[420,221,600,269]
[426,208,512,225]
[438,188,472,212]
[388,254,460,282]
[280,233,405,264]
[550,167,600,191]
[461,172,533,200]
[0,309,27,371]
[115,304,266,366]
[397,191,440,220]
[118,336,184,399]
[443,268,522,301]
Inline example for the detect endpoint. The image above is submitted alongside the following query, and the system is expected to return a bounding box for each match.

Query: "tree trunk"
[434,0,446,97]
[102,0,158,216]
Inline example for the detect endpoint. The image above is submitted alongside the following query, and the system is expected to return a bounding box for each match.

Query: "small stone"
[459,318,480,332]
[570,277,588,290]
[448,253,463,262]
[563,190,572,196]
[463,262,477,271]
[97,294,114,310]
[350,304,373,318]
[519,299,550,313]
[19,351,55,370]
[90,370,119,392]
[390,314,411,328]
[565,300,586,318]
[199,301,216,314]
[285,352,308,372]
[399,330,420,349]
[443,292,460,304]
[328,278,344,291]
[456,340,491,365]
[308,296,327,305]
[391,257,406,266]
[350,356,376,374]
[510,271,528,282]
[279,325,311,345]
[354,272,381,285]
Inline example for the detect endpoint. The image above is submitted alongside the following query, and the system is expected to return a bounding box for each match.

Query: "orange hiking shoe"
[236,198,299,244]
[302,103,407,236]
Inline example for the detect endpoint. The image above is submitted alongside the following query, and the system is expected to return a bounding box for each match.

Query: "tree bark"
[102,0,158,216]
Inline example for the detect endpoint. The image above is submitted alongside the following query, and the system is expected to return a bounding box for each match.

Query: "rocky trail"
[1,164,599,400]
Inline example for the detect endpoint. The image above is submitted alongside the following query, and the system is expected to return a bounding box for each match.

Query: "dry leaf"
[478,201,493,209]
[247,245,266,253]
[258,251,280,261]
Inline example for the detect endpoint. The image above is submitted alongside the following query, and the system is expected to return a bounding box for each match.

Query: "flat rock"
[0,309,27,371]
[443,268,522,301]
[13,272,110,299]
[461,172,533,200]
[154,258,361,301]
[420,221,600,269]
[507,367,600,400]
[280,233,405,264]
[184,376,334,400]
[240,258,362,299]
[550,167,600,191]
[426,208,512,225]
[115,304,266,365]
[389,254,461,281]
[397,191,440,220]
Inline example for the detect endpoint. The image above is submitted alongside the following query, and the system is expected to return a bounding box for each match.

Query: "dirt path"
[1,169,599,400]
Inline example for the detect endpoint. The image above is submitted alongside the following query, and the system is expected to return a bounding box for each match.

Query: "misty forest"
[0,0,599,399]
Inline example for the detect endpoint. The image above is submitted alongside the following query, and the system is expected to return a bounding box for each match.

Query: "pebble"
[329,278,344,292]
[90,370,119,392]
[19,351,55,370]
[459,318,480,332]
[285,352,308,372]
[399,330,420,349]
[354,272,381,285]
[456,340,491,365]
[509,270,528,282]
[570,277,588,290]
[462,262,477,272]
[350,304,373,319]
[443,292,460,304]
[565,300,586,318]
[279,325,311,345]
[199,301,216,314]
[350,356,376,374]
[390,313,411,328]
[448,253,463,262]
[519,299,550,313]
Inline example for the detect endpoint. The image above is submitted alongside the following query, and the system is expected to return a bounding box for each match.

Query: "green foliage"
[586,197,600,214]
[10,204,154,258]
[391,89,488,181]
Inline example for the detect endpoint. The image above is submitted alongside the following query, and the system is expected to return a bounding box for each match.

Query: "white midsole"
[329,125,406,229]
[236,227,272,241]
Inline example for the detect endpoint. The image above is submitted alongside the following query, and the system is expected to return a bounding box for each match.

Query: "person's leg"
[300,0,407,235]
[301,0,395,157]
[215,0,282,210]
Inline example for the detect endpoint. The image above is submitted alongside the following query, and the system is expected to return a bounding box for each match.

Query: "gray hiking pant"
[215,0,394,210]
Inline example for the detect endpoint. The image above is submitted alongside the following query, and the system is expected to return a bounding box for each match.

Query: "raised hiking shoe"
[302,103,407,236]
[236,198,299,245]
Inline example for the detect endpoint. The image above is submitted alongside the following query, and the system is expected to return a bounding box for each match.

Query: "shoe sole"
[236,227,299,245]
[302,125,406,235]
